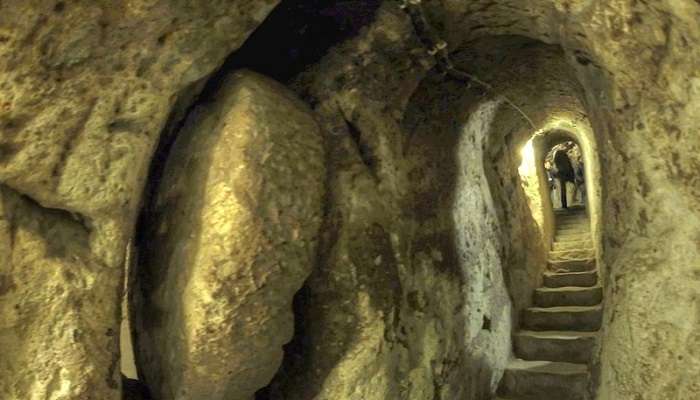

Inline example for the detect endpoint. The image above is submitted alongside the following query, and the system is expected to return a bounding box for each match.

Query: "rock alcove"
[0,1,698,400]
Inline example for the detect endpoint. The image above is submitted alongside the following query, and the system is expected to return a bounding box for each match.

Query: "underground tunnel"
[0,1,698,400]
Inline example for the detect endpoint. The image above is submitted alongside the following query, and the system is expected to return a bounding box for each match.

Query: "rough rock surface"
[0,1,278,398]
[268,1,699,400]
[0,186,120,399]
[1,0,698,399]
[266,8,555,400]
[133,70,324,400]
[423,1,700,398]
[266,7,479,399]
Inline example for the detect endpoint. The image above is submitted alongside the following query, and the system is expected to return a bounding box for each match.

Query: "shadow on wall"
[255,92,411,399]
[452,99,515,396]
[403,76,516,398]
[259,221,402,400]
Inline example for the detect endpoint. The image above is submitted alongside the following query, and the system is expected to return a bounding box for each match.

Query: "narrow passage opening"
[545,141,586,211]
[506,126,603,399]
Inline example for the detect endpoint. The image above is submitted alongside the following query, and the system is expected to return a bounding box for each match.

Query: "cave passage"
[122,20,607,400]
[498,113,603,398]
[1,2,697,400]
[115,6,614,399]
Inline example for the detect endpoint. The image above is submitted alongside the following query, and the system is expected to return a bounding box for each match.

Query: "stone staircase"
[496,207,601,400]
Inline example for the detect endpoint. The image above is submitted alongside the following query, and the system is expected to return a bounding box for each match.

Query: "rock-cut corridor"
[0,1,698,400]
[499,207,602,399]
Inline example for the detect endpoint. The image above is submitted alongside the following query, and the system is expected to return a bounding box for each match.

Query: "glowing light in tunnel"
[518,136,545,233]
[518,138,536,176]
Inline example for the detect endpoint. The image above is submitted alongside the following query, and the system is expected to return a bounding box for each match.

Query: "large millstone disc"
[133,70,325,400]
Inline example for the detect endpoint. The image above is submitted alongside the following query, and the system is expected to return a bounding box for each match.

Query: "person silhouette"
[553,149,575,208]
[575,160,586,204]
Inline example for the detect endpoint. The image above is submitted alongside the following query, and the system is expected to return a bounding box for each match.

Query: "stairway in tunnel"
[497,207,601,400]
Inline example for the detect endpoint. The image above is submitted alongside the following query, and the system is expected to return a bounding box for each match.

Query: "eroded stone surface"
[267,7,525,400]
[268,1,700,400]
[0,0,278,218]
[0,1,279,398]
[133,70,324,400]
[0,185,120,399]
[1,1,698,399]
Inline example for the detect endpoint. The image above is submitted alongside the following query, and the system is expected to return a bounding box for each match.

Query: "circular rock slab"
[133,70,325,400]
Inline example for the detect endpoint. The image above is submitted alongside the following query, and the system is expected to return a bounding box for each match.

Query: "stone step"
[534,286,603,307]
[549,248,595,262]
[552,240,593,246]
[558,218,588,224]
[544,270,597,288]
[556,231,589,238]
[555,205,586,212]
[556,206,587,213]
[556,231,591,239]
[554,208,588,218]
[552,240,592,251]
[557,215,587,221]
[548,258,596,273]
[558,227,588,233]
[556,234,591,242]
[557,221,588,229]
[497,359,588,400]
[557,220,588,226]
[557,227,587,232]
[514,330,597,364]
[549,247,595,256]
[556,228,591,237]
[558,214,587,219]
[523,305,603,331]
[557,212,587,218]
[557,213,587,219]
[554,237,592,247]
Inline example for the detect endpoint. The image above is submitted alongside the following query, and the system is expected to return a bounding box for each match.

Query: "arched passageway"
[544,140,586,210]
[260,32,610,400]
[513,128,604,399]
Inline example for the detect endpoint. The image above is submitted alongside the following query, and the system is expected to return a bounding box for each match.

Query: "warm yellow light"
[518,137,545,232]
[519,138,536,175]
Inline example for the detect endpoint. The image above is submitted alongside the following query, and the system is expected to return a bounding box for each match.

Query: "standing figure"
[575,161,586,204]
[553,149,576,208]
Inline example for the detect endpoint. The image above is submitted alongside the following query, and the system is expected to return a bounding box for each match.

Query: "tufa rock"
[133,70,325,400]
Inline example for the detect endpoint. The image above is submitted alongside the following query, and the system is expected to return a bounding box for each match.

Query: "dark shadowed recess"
[255,285,313,400]
[204,0,383,89]
[249,3,384,398]
[137,0,383,240]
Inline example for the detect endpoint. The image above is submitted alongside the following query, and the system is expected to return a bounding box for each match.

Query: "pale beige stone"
[269,2,699,399]
[0,185,121,399]
[1,0,698,399]
[133,70,325,400]
[427,2,700,398]
[0,1,279,399]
